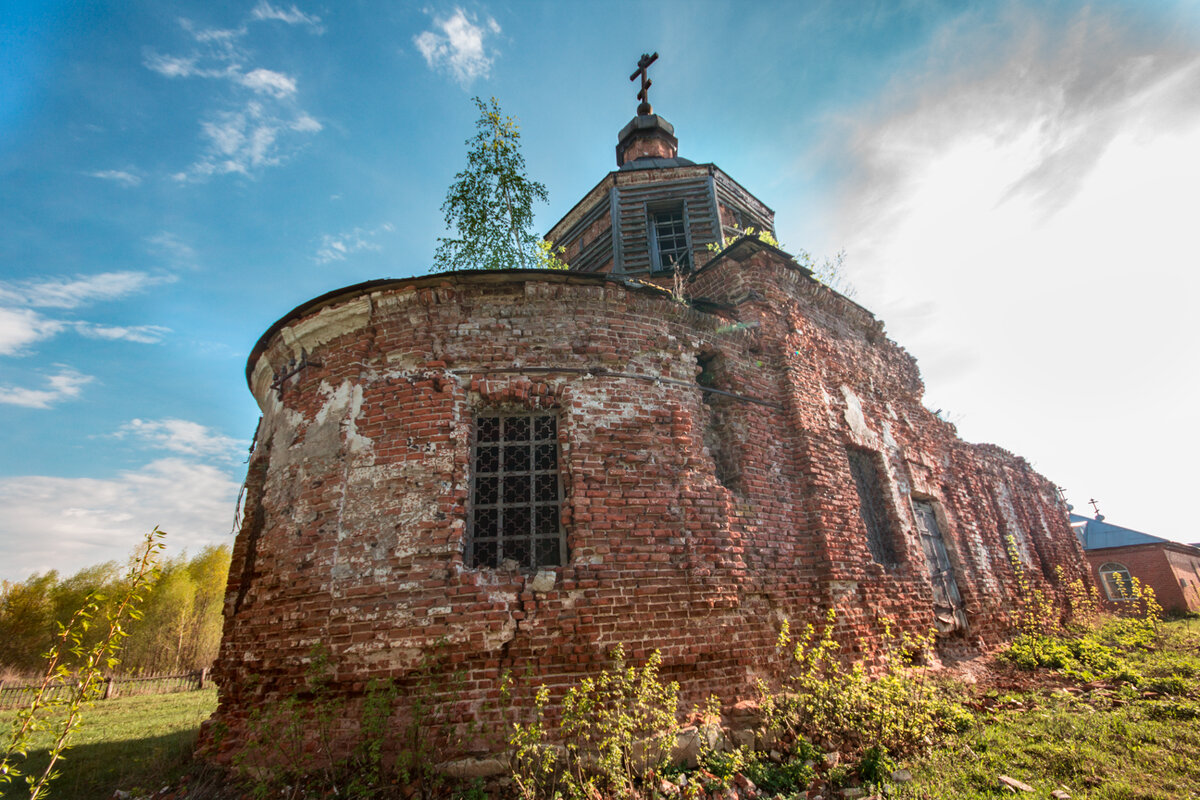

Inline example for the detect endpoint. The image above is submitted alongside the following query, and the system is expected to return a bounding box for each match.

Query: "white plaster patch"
[283,297,370,355]
[482,616,517,651]
[840,385,871,441]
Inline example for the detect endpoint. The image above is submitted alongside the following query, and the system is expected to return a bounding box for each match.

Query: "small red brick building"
[206,99,1090,765]
[1074,513,1200,614]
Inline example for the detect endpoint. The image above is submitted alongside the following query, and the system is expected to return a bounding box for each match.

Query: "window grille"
[651,208,690,272]
[468,412,565,569]
[846,447,897,566]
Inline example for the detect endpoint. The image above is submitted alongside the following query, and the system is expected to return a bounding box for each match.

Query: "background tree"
[0,545,231,677]
[433,96,552,272]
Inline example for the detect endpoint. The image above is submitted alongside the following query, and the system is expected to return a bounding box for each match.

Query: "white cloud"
[148,15,321,181]
[0,271,171,310]
[73,322,171,344]
[87,170,142,187]
[0,367,93,409]
[240,68,297,98]
[250,1,324,33]
[0,272,174,356]
[814,5,1200,546]
[0,308,65,355]
[143,52,203,78]
[113,418,246,461]
[414,8,501,87]
[178,100,321,180]
[0,458,241,581]
[314,223,395,264]
[145,232,197,267]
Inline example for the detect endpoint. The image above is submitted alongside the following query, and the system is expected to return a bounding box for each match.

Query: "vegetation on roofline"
[707,228,857,299]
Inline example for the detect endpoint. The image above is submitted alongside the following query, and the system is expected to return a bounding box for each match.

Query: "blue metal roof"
[1071,513,1169,550]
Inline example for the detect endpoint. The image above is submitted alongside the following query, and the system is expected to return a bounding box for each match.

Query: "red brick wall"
[204,260,1088,764]
[1087,544,1200,614]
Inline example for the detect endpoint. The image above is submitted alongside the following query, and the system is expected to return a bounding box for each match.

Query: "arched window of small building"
[1098,562,1134,601]
[467,411,565,570]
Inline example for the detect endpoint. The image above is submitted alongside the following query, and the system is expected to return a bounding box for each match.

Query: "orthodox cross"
[1088,498,1102,516]
[630,52,659,115]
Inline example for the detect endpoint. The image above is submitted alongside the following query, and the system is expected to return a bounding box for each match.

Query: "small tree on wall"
[434,96,555,271]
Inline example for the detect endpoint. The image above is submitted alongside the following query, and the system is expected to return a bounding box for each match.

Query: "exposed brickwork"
[1087,543,1200,614]
[205,247,1089,765]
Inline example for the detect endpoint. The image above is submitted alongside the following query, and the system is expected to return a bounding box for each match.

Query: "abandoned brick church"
[206,66,1090,764]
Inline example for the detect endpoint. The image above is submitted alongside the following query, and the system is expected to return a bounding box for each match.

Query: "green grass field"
[1,620,1197,799]
[1,688,217,800]
[893,618,1200,800]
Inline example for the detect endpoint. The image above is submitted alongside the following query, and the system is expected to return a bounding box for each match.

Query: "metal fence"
[0,669,210,710]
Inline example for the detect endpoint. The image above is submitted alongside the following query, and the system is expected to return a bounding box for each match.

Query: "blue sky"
[2,1,1198,580]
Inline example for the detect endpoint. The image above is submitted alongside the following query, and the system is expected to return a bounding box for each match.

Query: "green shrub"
[510,645,680,800]
[758,610,972,759]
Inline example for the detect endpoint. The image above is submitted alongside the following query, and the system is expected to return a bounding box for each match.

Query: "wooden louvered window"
[468,412,565,569]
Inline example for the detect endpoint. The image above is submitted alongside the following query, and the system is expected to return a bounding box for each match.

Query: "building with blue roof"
[1073,513,1200,614]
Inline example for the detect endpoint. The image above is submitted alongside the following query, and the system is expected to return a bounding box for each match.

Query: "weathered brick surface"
[205,253,1089,763]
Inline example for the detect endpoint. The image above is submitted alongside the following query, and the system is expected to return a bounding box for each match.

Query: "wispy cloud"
[145,232,198,268]
[250,1,324,33]
[147,10,323,181]
[0,271,175,360]
[0,308,65,356]
[314,223,395,264]
[0,271,172,309]
[829,5,1200,241]
[414,8,501,87]
[0,457,241,581]
[87,170,142,187]
[113,418,246,461]
[73,322,171,344]
[0,367,93,409]
[239,68,297,97]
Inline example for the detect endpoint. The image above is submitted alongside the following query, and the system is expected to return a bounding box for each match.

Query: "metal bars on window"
[652,208,690,271]
[468,412,565,569]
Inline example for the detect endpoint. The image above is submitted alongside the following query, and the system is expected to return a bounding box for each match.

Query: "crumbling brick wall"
[204,256,1089,765]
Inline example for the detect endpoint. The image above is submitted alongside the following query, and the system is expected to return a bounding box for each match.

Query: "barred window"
[651,207,690,272]
[846,447,897,566]
[468,412,565,569]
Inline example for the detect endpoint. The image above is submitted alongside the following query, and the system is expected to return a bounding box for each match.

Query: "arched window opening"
[1098,562,1133,601]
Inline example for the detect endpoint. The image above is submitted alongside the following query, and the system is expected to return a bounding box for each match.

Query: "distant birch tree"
[434,96,556,271]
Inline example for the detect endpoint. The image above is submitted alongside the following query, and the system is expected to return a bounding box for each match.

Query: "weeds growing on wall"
[757,609,972,761]
[0,528,165,800]
[1002,536,1166,685]
[509,645,680,800]
[234,642,475,800]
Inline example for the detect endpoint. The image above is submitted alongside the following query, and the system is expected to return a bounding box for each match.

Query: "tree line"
[0,545,230,679]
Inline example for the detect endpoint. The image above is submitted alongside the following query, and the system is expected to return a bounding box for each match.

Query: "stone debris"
[998,774,1035,793]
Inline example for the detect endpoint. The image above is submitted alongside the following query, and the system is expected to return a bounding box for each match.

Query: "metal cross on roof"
[630,52,659,115]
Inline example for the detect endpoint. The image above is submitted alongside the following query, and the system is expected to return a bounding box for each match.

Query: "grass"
[1,688,217,800]
[1,620,1197,799]
[893,617,1200,800]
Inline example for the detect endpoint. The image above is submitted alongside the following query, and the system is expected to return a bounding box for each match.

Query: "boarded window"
[697,352,741,491]
[651,207,690,272]
[846,447,897,566]
[468,412,565,570]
